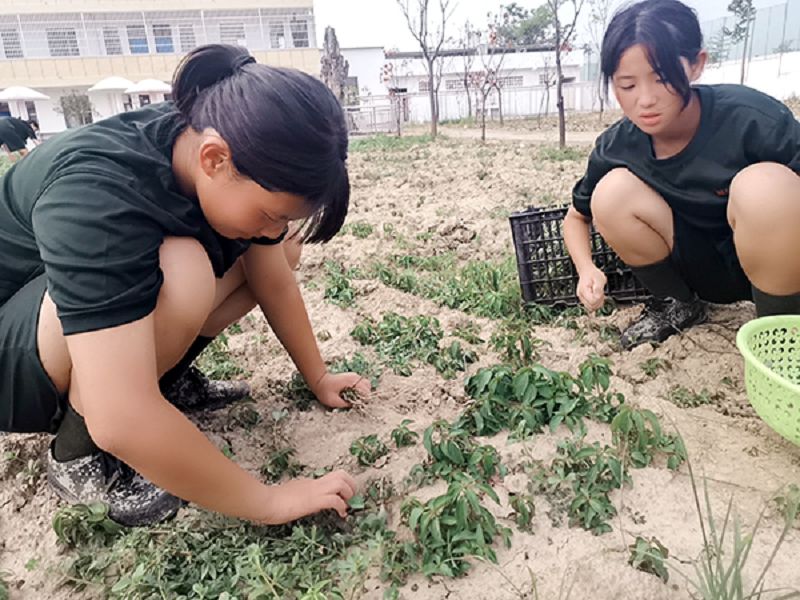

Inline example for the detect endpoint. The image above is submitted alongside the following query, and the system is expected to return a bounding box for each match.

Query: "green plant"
[52,503,123,548]
[261,448,304,482]
[342,221,374,239]
[391,419,419,448]
[350,434,389,467]
[197,333,247,380]
[401,475,512,578]
[428,340,478,380]
[285,353,382,410]
[421,420,505,483]
[611,405,686,470]
[667,385,713,408]
[539,146,585,162]
[0,572,9,600]
[490,318,547,367]
[349,134,432,152]
[509,492,536,532]
[629,536,670,583]
[323,260,358,308]
[452,320,484,345]
[640,358,671,378]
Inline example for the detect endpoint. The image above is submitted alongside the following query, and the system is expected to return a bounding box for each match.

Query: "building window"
[498,75,524,88]
[103,27,122,56]
[290,17,309,48]
[0,28,23,59]
[24,101,37,122]
[178,24,196,52]
[127,25,149,54]
[539,72,555,85]
[47,28,80,57]
[419,79,430,93]
[269,22,286,49]
[445,79,463,91]
[219,23,245,45]
[0,102,10,117]
[139,95,151,106]
[152,24,174,53]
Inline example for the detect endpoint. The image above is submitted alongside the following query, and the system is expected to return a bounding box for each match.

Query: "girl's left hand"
[312,372,371,409]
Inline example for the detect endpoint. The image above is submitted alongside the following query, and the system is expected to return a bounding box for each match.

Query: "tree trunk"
[427,58,438,138]
[739,21,750,84]
[498,88,504,126]
[481,93,487,142]
[555,35,566,148]
[464,78,472,118]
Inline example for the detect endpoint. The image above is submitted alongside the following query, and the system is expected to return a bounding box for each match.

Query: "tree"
[457,21,481,119]
[724,0,756,84]
[546,0,585,149]
[320,26,350,105]
[706,29,730,66]
[474,43,509,142]
[56,91,95,128]
[496,2,553,46]
[584,0,612,120]
[396,0,455,138]
[537,55,557,126]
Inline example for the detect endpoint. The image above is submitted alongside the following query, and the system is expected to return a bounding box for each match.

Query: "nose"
[639,83,658,108]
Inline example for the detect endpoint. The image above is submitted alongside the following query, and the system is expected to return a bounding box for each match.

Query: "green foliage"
[629,536,670,583]
[490,318,547,367]
[421,421,505,483]
[349,134,432,152]
[391,419,419,448]
[495,2,554,45]
[539,146,585,162]
[350,434,389,467]
[640,357,671,378]
[197,333,247,380]
[261,448,304,483]
[0,157,11,178]
[341,221,374,239]
[724,0,756,43]
[667,385,713,408]
[53,503,123,548]
[509,493,536,532]
[323,260,360,308]
[0,573,7,600]
[401,475,512,578]
[611,405,687,471]
[452,320,484,345]
[351,313,476,378]
[284,353,382,410]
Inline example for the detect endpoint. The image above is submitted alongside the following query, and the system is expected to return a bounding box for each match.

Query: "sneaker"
[47,444,182,527]
[162,366,250,412]
[620,296,708,350]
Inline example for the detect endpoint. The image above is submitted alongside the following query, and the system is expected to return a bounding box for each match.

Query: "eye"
[619,85,635,91]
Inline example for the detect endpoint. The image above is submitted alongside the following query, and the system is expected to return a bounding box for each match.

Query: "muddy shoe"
[620,296,707,350]
[47,445,182,527]
[162,366,250,412]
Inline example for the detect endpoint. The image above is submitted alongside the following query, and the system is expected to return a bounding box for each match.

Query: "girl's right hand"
[577,266,607,313]
[260,470,357,525]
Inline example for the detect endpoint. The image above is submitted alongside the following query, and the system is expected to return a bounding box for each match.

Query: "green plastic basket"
[736,315,800,446]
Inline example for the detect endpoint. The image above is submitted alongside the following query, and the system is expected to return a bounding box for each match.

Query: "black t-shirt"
[0,103,278,335]
[572,84,800,239]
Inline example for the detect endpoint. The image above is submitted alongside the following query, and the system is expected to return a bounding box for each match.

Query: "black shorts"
[670,217,752,304]
[0,274,66,434]
[1,131,27,152]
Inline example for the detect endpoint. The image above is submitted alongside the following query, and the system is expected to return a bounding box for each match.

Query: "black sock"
[158,335,214,393]
[752,286,800,317]
[630,258,694,302]
[53,404,100,461]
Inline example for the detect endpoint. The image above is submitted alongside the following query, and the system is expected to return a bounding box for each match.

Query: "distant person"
[0,45,365,527]
[563,0,800,349]
[0,116,38,162]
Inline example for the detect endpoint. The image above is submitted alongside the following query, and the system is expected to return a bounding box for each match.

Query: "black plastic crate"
[509,205,650,306]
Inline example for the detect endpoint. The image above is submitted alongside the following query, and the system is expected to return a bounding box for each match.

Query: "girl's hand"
[577,266,607,313]
[260,470,357,524]
[311,372,371,409]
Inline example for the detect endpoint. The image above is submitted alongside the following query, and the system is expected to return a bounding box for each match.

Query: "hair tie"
[232,54,256,72]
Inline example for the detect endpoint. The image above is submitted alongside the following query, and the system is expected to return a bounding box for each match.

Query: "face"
[612,44,706,135]
[193,136,313,240]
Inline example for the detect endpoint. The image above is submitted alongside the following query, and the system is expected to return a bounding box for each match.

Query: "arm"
[242,242,370,408]
[564,207,607,312]
[67,313,356,524]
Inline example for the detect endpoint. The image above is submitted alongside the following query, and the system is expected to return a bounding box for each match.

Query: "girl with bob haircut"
[0,45,369,526]
[564,0,800,349]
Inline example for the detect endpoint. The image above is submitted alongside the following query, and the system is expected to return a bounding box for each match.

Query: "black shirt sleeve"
[572,142,614,218]
[31,172,165,335]
[750,106,800,175]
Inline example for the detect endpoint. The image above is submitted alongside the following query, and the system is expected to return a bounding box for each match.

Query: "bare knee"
[591,168,650,227]
[728,162,800,230]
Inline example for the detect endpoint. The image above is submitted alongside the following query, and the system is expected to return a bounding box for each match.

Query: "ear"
[688,49,708,82]
[197,131,233,180]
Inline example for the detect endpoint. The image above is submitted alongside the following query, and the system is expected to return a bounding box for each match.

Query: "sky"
[313,0,783,50]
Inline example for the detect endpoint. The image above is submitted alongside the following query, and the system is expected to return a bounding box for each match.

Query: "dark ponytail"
[172,44,349,243]
[601,0,703,107]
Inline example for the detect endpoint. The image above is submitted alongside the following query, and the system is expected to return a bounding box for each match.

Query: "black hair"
[601,0,703,107]
[172,44,349,243]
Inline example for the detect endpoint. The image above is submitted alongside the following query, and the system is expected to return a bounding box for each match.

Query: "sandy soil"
[2,115,800,599]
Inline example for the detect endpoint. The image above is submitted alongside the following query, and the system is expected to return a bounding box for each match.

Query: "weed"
[323,260,359,308]
[285,353,382,410]
[350,434,389,467]
[261,448,304,482]
[628,536,670,583]
[452,319,484,345]
[391,419,419,448]
[227,322,243,335]
[667,386,713,408]
[640,358,671,378]
[509,493,536,532]
[611,405,686,470]
[0,572,8,600]
[342,221,374,239]
[349,134,432,152]
[539,146,585,162]
[52,503,123,548]
[401,474,512,578]
[197,333,247,380]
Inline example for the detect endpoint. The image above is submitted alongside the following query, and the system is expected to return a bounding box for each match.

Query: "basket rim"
[735,315,800,396]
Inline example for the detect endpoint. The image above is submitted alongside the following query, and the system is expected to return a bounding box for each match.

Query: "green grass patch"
[538,146,585,162]
[349,134,432,153]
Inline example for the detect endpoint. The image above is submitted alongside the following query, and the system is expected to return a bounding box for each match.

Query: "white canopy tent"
[0,86,50,120]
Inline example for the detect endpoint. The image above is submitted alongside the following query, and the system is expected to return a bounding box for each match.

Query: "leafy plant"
[629,536,670,583]
[640,358,671,378]
[323,260,358,308]
[350,434,389,467]
[452,320,484,345]
[261,448,304,483]
[197,333,247,380]
[509,492,536,532]
[401,475,512,578]
[667,385,713,408]
[422,420,505,483]
[428,340,478,380]
[391,419,419,448]
[611,405,686,470]
[490,318,547,367]
[53,503,123,548]
[342,221,374,239]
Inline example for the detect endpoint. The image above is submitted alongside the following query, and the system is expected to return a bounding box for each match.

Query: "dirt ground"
[2,110,800,599]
